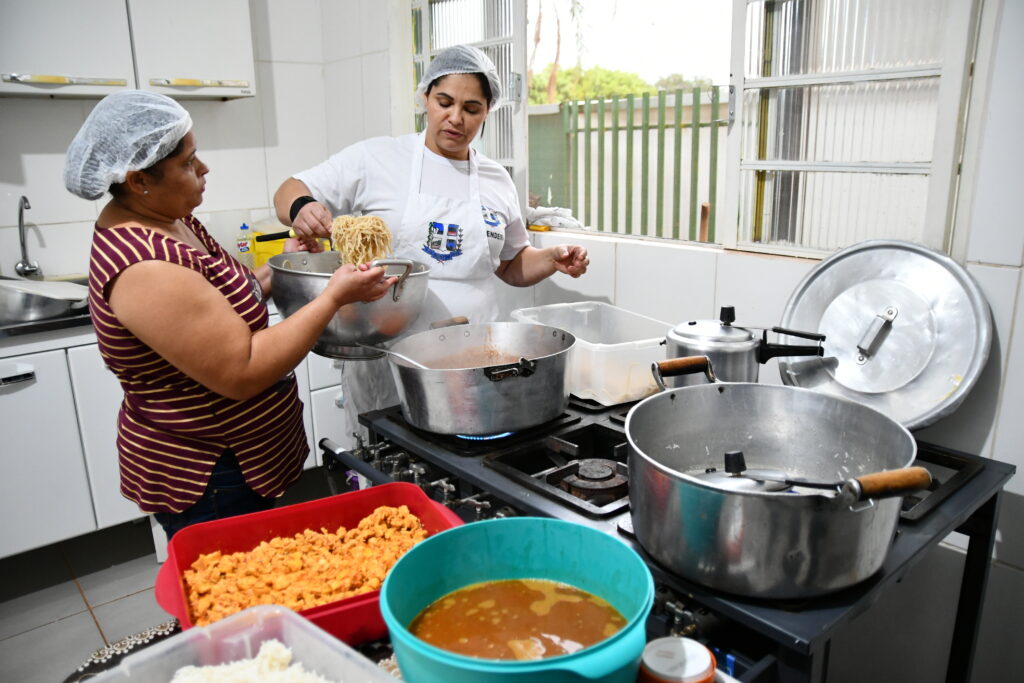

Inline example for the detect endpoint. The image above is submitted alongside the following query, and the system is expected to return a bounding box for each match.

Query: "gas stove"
[320,399,1014,683]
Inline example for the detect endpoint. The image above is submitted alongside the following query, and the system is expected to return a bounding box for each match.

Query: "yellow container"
[252,231,284,268]
[253,232,331,268]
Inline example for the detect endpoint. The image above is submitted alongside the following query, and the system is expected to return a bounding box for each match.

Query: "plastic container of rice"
[90,604,394,682]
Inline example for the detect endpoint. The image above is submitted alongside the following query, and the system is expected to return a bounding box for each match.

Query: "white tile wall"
[357,0,391,54]
[532,231,617,304]
[321,0,364,64]
[0,221,94,278]
[324,58,366,154]
[0,99,98,229]
[251,0,324,64]
[182,99,268,215]
[257,61,329,195]
[360,51,393,139]
[915,264,1021,459]
[990,267,1024,496]
[615,239,717,325]
[964,0,1024,267]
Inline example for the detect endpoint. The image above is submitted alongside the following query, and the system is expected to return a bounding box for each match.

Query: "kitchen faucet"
[15,195,40,278]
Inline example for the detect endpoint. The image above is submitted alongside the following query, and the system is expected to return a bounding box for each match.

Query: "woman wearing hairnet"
[64,90,397,539]
[273,44,590,430]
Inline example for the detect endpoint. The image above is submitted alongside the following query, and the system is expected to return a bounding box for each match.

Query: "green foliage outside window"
[529,64,713,105]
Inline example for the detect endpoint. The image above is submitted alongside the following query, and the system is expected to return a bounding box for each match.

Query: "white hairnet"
[415,44,504,112]
[64,90,192,200]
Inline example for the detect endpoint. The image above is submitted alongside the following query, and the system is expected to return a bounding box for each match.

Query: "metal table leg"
[946,492,1001,683]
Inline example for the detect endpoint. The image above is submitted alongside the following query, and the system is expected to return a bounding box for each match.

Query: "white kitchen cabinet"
[0,0,134,97]
[66,344,141,529]
[311,384,355,456]
[0,0,255,99]
[307,353,344,391]
[0,350,96,558]
[129,0,256,100]
[294,356,317,470]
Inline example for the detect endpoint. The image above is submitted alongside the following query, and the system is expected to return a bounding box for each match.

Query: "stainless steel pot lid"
[668,320,755,344]
[778,240,992,430]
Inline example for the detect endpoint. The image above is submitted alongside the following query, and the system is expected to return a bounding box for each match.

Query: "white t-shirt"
[293,133,529,268]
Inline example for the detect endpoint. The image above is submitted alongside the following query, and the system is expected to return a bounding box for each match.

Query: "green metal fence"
[531,86,728,243]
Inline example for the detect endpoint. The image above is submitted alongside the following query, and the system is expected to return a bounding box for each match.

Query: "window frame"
[722,0,983,258]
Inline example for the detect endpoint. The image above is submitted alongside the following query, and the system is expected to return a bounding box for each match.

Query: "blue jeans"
[153,450,273,541]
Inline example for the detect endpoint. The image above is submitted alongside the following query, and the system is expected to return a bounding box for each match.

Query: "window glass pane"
[741,79,940,163]
[430,0,512,49]
[745,0,949,78]
[738,170,930,249]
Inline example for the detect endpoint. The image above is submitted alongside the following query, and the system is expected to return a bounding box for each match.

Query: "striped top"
[88,216,307,514]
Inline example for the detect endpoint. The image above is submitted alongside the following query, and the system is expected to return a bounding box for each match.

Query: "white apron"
[341,135,504,440]
[392,134,502,329]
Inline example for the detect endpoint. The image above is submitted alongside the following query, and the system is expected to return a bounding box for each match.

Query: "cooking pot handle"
[651,355,718,390]
[841,466,932,505]
[484,357,537,381]
[370,258,413,302]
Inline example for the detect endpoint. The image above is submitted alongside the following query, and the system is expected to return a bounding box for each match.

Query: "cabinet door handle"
[3,73,127,87]
[0,363,36,386]
[149,78,250,88]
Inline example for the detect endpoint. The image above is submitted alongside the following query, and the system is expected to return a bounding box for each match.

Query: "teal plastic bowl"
[380,517,654,683]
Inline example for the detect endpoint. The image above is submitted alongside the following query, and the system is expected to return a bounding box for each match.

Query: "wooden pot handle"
[845,466,932,502]
[652,356,717,390]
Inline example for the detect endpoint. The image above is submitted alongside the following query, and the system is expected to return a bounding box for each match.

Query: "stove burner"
[456,431,514,441]
[556,457,629,504]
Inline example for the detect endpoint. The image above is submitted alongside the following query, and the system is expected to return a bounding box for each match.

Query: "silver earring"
[143,190,149,194]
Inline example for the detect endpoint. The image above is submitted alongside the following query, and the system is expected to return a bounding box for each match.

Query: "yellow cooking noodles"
[331,214,392,265]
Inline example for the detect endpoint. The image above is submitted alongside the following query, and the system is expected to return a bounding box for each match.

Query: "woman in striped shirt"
[63,91,397,539]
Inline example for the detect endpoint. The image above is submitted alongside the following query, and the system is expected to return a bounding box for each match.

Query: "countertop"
[0,311,93,338]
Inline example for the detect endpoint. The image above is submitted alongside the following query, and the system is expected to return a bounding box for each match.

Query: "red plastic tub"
[154,482,462,645]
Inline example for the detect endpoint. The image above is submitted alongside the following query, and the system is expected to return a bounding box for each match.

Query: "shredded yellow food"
[331,214,392,265]
[182,505,427,626]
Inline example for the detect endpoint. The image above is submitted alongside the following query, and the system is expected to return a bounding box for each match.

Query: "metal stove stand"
[320,405,1015,683]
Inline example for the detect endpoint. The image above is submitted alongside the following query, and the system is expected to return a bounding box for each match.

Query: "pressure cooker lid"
[668,319,755,344]
[778,240,992,431]
[668,306,756,345]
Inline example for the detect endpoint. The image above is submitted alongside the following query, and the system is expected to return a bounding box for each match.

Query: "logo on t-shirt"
[482,205,503,228]
[422,221,463,262]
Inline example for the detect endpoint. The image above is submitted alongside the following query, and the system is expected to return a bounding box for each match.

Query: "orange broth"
[408,578,626,660]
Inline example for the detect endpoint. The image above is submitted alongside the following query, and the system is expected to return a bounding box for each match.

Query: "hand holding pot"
[326,263,397,307]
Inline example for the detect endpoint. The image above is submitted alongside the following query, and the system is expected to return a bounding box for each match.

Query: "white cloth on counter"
[525,206,587,230]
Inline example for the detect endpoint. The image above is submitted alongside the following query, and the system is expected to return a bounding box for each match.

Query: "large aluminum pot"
[269,252,429,359]
[387,322,575,435]
[627,356,929,599]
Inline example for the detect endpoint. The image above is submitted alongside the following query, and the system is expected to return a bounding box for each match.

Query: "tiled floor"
[0,467,340,683]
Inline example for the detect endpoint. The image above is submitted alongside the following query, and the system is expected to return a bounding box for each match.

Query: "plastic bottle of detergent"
[235,223,255,269]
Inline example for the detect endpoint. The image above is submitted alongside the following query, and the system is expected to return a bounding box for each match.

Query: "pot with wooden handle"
[626,355,929,599]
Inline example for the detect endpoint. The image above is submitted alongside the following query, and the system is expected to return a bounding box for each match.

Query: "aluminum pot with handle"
[386,322,575,435]
[666,306,825,386]
[626,356,930,599]
[269,252,430,359]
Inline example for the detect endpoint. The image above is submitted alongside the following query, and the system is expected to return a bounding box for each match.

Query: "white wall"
[0,0,1019,681]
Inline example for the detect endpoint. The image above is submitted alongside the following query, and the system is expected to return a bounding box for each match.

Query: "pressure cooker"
[666,306,825,386]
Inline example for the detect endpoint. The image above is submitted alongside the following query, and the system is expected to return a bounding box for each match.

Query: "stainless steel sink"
[0,276,89,326]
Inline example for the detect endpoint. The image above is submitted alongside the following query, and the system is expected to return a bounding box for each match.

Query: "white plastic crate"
[512,301,670,406]
[90,605,393,682]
